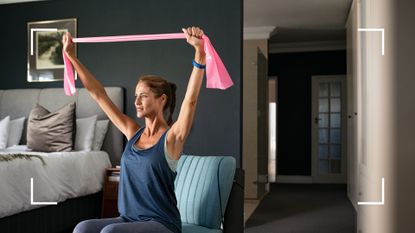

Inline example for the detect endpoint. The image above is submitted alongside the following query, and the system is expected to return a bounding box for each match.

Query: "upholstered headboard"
[0,87,124,165]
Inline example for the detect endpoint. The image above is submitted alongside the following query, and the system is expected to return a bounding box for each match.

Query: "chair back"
[175,155,236,229]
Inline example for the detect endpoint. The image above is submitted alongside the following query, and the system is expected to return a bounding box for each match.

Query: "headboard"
[0,87,124,166]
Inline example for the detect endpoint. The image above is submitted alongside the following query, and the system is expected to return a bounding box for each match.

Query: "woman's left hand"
[182,26,204,51]
[62,32,76,58]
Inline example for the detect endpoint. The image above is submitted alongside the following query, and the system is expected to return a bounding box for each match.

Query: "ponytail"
[167,82,177,126]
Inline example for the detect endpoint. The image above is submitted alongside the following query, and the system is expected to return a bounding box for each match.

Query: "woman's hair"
[138,75,177,126]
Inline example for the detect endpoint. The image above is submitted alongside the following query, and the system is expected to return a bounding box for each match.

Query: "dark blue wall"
[269,51,346,175]
[0,0,242,166]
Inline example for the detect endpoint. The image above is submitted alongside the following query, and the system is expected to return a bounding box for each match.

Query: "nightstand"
[101,167,120,218]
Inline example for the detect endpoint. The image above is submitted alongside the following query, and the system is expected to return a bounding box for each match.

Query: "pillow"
[0,116,11,149]
[7,117,25,147]
[92,119,109,151]
[75,115,97,151]
[27,103,76,152]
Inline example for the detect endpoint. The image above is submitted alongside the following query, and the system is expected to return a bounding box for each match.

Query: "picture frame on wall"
[27,18,77,82]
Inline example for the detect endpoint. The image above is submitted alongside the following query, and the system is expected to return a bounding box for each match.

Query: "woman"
[64,26,206,233]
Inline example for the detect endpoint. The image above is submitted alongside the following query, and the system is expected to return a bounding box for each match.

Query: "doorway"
[268,77,277,183]
[311,75,347,183]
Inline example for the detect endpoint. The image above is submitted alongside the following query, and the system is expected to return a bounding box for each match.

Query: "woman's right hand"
[62,32,75,58]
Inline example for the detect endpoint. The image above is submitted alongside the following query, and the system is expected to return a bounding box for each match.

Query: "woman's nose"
[135,97,141,105]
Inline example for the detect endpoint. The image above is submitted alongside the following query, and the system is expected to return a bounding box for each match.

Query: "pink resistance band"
[63,32,234,96]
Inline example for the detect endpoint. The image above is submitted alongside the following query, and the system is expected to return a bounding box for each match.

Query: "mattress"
[0,146,111,218]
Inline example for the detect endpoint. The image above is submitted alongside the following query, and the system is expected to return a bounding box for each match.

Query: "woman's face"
[134,82,165,119]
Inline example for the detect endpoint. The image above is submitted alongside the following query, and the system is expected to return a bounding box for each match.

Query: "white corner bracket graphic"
[30,177,57,205]
[357,177,385,206]
[358,28,385,56]
[30,28,58,56]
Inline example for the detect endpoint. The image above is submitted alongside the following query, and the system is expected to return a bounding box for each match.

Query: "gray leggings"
[73,217,174,233]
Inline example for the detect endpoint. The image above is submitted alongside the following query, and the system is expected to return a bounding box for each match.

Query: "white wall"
[347,0,415,232]
[358,0,396,232]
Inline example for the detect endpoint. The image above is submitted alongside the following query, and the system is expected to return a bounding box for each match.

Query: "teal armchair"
[175,155,236,233]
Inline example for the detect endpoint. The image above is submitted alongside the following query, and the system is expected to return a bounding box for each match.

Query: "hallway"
[245,184,356,233]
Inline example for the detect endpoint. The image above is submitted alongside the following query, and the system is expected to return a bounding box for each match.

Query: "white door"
[312,76,347,183]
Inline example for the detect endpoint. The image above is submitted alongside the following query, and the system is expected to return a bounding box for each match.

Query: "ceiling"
[244,0,353,44]
[1,0,353,45]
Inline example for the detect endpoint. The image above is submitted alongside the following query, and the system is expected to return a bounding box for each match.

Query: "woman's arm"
[62,33,140,140]
[167,27,206,160]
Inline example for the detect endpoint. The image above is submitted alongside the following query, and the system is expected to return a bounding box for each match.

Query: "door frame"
[311,75,347,183]
[256,49,269,197]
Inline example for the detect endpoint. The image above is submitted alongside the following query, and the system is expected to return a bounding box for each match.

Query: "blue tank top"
[118,128,181,233]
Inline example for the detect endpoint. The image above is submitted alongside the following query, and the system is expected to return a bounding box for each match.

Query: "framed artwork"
[27,18,77,82]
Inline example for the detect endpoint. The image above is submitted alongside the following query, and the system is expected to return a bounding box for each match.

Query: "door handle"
[314,117,321,124]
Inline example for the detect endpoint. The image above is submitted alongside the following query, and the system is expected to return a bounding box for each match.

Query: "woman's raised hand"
[62,32,75,58]
[182,26,204,52]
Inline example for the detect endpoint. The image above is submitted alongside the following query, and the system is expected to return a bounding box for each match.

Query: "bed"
[0,87,124,233]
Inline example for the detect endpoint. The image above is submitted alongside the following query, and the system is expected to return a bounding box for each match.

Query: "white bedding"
[0,146,111,218]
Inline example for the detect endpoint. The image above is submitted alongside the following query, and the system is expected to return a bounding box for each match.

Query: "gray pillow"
[27,103,76,152]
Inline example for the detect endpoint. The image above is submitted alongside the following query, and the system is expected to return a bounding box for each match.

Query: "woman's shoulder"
[127,127,145,142]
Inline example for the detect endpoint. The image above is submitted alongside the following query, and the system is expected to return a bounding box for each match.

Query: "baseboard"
[276,175,313,184]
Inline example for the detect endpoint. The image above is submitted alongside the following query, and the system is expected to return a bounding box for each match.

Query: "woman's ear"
[161,94,168,106]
